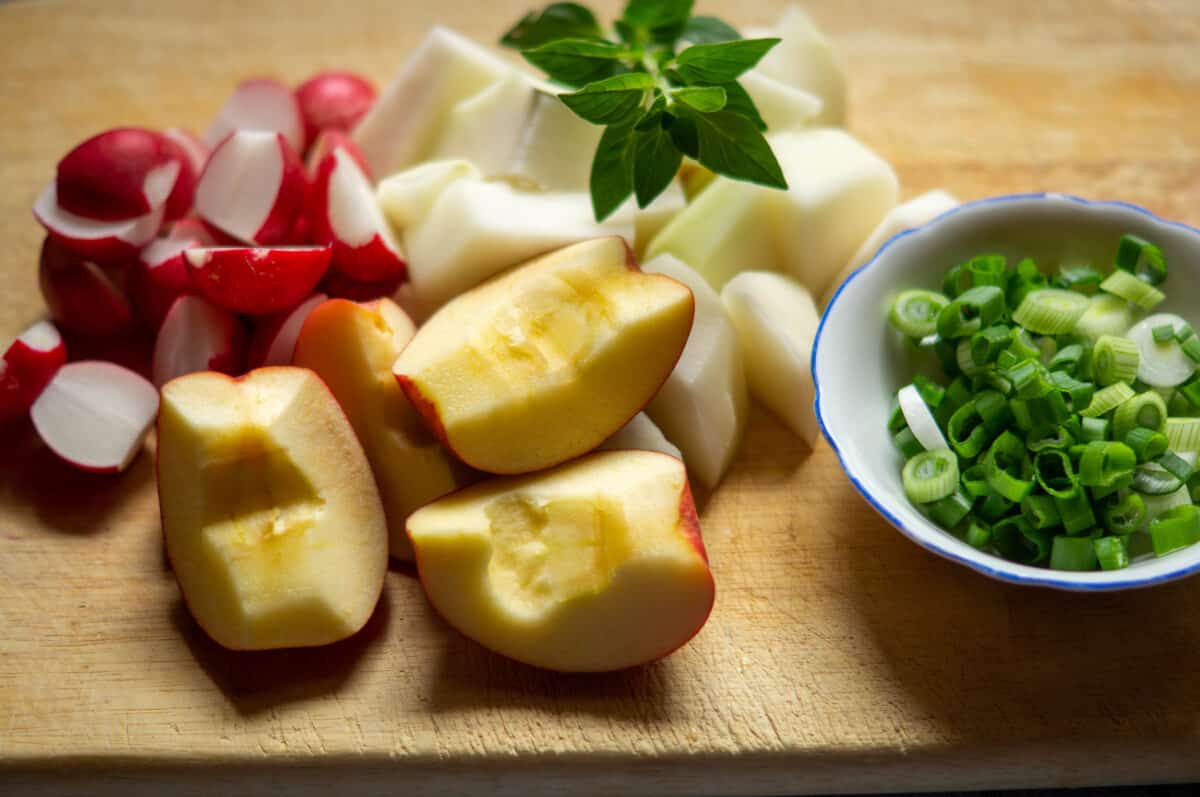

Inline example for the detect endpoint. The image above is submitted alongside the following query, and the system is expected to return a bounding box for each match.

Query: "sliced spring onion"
[1093,536,1130,570]
[1073,294,1135,340]
[1054,489,1097,535]
[1049,371,1095,413]
[1007,359,1054,399]
[903,449,960,503]
[1022,494,1062,529]
[1165,418,1200,453]
[935,376,973,428]
[888,400,907,433]
[1125,427,1169,463]
[1079,383,1136,418]
[1012,289,1090,335]
[912,374,946,408]
[1010,392,1070,433]
[1092,334,1140,386]
[1028,426,1074,452]
[1156,451,1195,483]
[928,489,975,528]
[993,517,1052,564]
[1056,263,1104,294]
[970,325,1013,366]
[1131,462,1185,496]
[1005,329,1041,363]
[984,431,1035,503]
[1153,324,1177,343]
[1178,323,1197,342]
[1034,449,1079,499]
[965,522,992,550]
[1148,505,1200,556]
[965,254,1008,288]
[1126,313,1199,388]
[897,384,950,451]
[1048,343,1087,373]
[1180,374,1200,409]
[1141,484,1194,531]
[979,493,1016,522]
[1079,441,1137,488]
[1112,390,1168,440]
[893,427,925,459]
[961,463,990,498]
[1007,257,1048,310]
[1078,416,1110,443]
[956,338,986,377]
[1102,491,1145,535]
[1049,535,1098,571]
[889,290,950,338]
[937,285,1007,339]
[1184,337,1200,364]
[1100,269,1165,310]
[1114,234,1168,286]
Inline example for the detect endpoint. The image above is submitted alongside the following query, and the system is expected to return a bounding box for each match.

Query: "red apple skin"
[393,375,452,453]
[56,127,176,221]
[0,325,67,424]
[295,71,377,150]
[185,246,332,316]
[38,236,136,337]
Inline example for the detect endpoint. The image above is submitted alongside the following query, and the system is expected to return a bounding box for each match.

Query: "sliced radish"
[34,181,165,264]
[288,213,312,245]
[30,361,159,473]
[898,383,949,451]
[308,148,406,282]
[1128,313,1198,388]
[161,129,210,222]
[203,78,304,154]
[55,128,181,222]
[247,293,327,367]
[184,245,331,315]
[152,295,247,387]
[305,129,371,179]
[194,130,306,245]
[129,235,200,328]
[295,71,377,150]
[38,236,135,337]
[1,321,67,423]
[163,216,218,246]
[320,269,403,302]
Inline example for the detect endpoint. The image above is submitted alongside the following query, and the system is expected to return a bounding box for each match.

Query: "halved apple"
[408,449,715,672]
[157,367,388,651]
[393,237,694,474]
[293,297,475,560]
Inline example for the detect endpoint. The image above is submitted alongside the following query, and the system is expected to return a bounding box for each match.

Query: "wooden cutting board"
[3,1,1200,793]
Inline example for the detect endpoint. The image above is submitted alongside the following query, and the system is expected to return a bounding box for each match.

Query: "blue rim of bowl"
[812,192,1200,591]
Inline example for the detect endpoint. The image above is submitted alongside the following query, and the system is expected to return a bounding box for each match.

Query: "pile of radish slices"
[5,71,396,472]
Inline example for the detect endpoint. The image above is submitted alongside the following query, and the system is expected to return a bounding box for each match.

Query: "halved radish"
[184,245,331,315]
[320,269,403,302]
[295,71,377,150]
[31,360,159,473]
[1,321,67,423]
[163,216,217,246]
[194,130,307,245]
[129,235,200,328]
[204,78,305,154]
[34,181,165,264]
[247,293,327,367]
[161,129,209,222]
[309,148,406,282]
[305,129,371,179]
[55,128,181,222]
[38,236,135,337]
[152,295,247,387]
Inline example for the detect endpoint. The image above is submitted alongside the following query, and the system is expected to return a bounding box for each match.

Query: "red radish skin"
[153,296,247,387]
[55,128,181,222]
[320,269,403,302]
[194,131,307,245]
[164,217,217,246]
[38,236,135,337]
[305,129,372,179]
[309,148,407,282]
[184,245,331,316]
[30,360,159,474]
[295,71,377,150]
[34,182,166,264]
[130,236,199,328]
[204,78,305,154]
[0,322,67,424]
[161,129,209,222]
[246,293,328,368]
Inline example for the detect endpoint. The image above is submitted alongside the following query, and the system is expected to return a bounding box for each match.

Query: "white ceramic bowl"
[813,193,1200,591]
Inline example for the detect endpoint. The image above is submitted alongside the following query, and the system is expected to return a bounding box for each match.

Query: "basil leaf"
[522,39,631,88]
[622,0,693,43]
[686,109,787,189]
[671,38,781,83]
[561,73,655,125]
[680,16,741,44]
[636,95,668,130]
[500,3,603,50]
[591,123,637,221]
[633,125,682,207]
[715,80,766,130]
[673,85,727,113]
[665,113,699,159]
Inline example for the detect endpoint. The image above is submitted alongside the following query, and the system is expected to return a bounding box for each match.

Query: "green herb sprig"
[501,0,788,221]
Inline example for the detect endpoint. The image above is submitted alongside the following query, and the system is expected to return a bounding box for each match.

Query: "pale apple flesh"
[393,237,695,475]
[157,367,387,650]
[293,297,475,560]
[408,450,714,672]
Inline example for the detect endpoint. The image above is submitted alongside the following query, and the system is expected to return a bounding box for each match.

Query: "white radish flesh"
[204,78,304,153]
[34,182,165,264]
[194,130,306,245]
[153,296,246,387]
[898,384,949,451]
[247,293,328,368]
[1127,313,1197,388]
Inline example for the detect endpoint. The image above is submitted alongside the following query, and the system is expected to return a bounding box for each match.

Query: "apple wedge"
[31,361,159,473]
[308,148,407,282]
[1,321,67,424]
[642,254,749,489]
[597,413,682,460]
[394,237,694,474]
[721,271,822,447]
[183,245,331,315]
[408,449,715,672]
[247,293,327,368]
[203,78,305,154]
[39,236,135,337]
[153,295,247,387]
[194,130,306,246]
[294,297,476,559]
[157,367,387,650]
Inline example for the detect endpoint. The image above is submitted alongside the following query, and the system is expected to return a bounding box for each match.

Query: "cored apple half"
[157,367,387,650]
[408,449,715,672]
[393,237,695,475]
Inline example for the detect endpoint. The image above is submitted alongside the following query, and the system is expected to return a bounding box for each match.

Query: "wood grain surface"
[2,1,1200,794]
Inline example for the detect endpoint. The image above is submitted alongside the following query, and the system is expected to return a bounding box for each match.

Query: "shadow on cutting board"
[170,594,391,716]
[840,505,1200,744]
